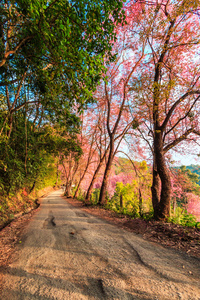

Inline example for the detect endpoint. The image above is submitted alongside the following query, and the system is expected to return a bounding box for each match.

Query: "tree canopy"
[0,0,125,113]
[0,0,125,197]
[1,0,200,223]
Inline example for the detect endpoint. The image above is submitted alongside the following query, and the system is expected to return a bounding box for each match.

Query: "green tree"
[0,0,125,196]
[180,166,200,185]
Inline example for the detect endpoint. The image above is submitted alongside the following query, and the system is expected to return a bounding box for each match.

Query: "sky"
[172,152,200,167]
[118,142,200,167]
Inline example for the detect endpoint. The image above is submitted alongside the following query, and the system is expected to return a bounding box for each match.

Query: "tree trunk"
[74,181,81,198]
[98,141,114,205]
[120,194,123,209]
[55,162,59,187]
[74,171,86,198]
[172,198,176,215]
[85,158,104,202]
[65,181,72,197]
[138,188,142,217]
[8,115,13,138]
[152,132,171,220]
[157,162,171,219]
[151,163,160,218]
[74,157,91,198]
[29,180,36,193]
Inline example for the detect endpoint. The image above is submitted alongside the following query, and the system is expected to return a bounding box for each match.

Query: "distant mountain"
[185,165,200,174]
[186,165,200,184]
[176,165,200,185]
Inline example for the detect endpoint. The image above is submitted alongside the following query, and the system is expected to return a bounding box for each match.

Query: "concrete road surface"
[0,190,200,300]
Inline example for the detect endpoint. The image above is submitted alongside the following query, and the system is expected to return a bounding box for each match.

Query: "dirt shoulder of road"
[0,189,54,292]
[0,209,38,292]
[63,196,200,259]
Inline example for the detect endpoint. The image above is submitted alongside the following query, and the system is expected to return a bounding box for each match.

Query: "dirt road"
[0,190,200,300]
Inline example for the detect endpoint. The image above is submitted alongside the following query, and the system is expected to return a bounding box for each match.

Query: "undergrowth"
[76,189,200,229]
[0,186,54,229]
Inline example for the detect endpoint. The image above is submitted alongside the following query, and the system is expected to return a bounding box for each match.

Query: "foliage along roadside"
[1,0,200,223]
[0,123,82,229]
[63,196,200,259]
[0,0,125,213]
[61,155,200,229]
[0,186,56,230]
[61,0,200,221]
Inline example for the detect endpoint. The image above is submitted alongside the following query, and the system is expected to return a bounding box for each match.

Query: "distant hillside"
[176,165,200,185]
[185,165,200,175]
[186,165,200,185]
[114,157,150,175]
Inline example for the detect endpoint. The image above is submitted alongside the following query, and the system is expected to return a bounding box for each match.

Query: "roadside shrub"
[77,189,86,202]
[180,211,197,227]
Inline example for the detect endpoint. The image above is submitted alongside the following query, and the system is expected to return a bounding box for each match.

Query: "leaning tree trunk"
[85,162,102,202]
[98,142,114,205]
[74,153,92,198]
[29,180,36,194]
[152,132,171,220]
[85,151,107,202]
[74,169,87,198]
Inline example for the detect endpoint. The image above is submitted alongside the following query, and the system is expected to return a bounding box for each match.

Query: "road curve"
[0,190,200,300]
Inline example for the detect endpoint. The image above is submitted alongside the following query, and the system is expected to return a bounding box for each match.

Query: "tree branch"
[0,36,32,67]
[162,93,200,134]
[163,127,195,153]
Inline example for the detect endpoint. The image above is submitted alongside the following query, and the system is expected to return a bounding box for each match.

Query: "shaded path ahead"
[0,190,200,299]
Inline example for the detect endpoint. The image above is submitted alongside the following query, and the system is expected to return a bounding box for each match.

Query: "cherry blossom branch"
[163,127,195,153]
[162,92,200,132]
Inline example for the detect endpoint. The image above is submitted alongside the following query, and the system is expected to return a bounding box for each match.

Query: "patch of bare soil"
[0,209,39,292]
[0,187,55,270]
[0,209,40,266]
[64,197,200,259]
[0,188,55,291]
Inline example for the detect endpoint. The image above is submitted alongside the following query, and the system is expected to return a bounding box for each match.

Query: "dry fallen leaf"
[188,271,193,275]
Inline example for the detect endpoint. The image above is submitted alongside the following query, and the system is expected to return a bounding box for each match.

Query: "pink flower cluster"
[187,193,200,221]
